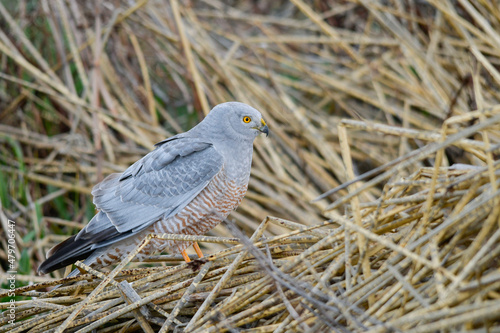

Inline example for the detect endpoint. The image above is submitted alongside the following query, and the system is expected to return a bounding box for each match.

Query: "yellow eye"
[243,116,252,123]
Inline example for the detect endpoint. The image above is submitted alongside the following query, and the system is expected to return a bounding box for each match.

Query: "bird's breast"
[153,168,248,236]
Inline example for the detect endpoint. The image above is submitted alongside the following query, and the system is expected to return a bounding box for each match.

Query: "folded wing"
[38,137,223,274]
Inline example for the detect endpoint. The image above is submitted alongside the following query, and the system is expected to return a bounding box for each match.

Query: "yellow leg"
[181,249,191,263]
[193,242,204,258]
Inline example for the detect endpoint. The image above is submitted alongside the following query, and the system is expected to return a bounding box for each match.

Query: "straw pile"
[2,146,500,332]
[1,0,500,332]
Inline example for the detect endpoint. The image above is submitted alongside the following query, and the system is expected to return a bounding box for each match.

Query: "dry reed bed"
[1,0,500,332]
[1,0,500,276]
[2,107,500,331]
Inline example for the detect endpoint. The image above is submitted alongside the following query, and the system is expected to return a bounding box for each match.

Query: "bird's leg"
[181,249,191,263]
[180,243,203,262]
[193,242,204,258]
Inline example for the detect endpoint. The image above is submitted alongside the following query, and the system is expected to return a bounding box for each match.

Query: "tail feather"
[37,235,94,274]
[39,212,122,275]
[46,235,75,258]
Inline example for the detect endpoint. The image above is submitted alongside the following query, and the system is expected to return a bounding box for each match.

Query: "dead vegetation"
[1,0,500,332]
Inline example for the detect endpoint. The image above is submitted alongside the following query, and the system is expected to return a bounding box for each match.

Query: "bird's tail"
[37,235,94,275]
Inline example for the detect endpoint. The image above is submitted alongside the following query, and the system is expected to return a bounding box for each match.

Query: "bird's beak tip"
[259,119,269,137]
[260,124,269,137]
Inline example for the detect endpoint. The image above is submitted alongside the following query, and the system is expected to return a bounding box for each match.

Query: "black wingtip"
[37,235,93,275]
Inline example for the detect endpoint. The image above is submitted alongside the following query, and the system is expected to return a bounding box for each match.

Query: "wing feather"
[59,139,220,248]
[39,136,223,274]
[90,138,222,234]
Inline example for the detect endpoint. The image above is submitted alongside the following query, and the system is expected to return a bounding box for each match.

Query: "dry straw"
[1,0,500,332]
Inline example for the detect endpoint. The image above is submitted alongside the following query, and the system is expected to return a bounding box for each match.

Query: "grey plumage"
[38,102,269,275]
[90,139,223,235]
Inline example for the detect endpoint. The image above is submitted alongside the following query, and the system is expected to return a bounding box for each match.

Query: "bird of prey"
[38,102,269,275]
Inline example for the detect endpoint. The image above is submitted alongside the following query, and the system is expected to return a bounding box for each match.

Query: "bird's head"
[198,102,269,141]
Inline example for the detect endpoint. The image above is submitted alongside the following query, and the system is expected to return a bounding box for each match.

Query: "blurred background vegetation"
[1,0,499,284]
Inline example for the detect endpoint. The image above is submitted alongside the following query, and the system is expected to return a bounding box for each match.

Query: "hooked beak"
[258,118,269,137]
